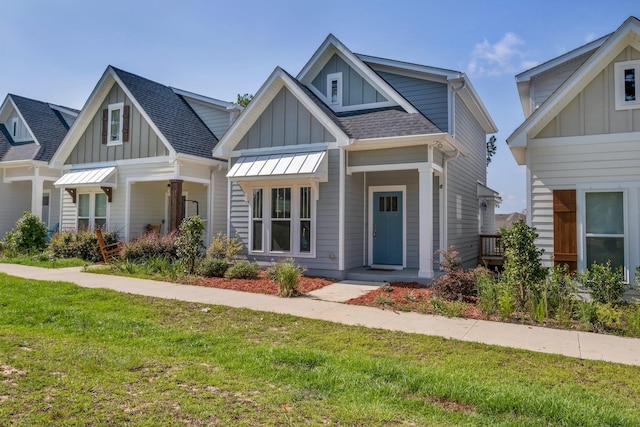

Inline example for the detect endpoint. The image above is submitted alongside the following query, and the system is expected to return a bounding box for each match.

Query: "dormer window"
[614,60,640,110]
[107,103,124,145]
[326,72,342,106]
[11,117,18,138]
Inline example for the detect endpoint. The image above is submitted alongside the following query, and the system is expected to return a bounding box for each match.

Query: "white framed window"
[249,183,315,257]
[614,60,640,110]
[326,72,342,106]
[42,190,51,228]
[11,117,18,138]
[77,192,108,230]
[107,102,124,145]
[580,189,628,276]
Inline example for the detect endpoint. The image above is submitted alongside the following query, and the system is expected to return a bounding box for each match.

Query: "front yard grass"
[0,254,87,268]
[1,274,639,425]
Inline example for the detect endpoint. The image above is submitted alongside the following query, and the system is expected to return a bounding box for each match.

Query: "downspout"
[449,76,466,140]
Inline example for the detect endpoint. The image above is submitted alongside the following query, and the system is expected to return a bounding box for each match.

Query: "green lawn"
[0,255,87,268]
[1,274,639,426]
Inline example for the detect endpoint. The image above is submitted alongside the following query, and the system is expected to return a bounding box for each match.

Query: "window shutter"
[123,105,130,142]
[101,109,108,145]
[553,190,577,272]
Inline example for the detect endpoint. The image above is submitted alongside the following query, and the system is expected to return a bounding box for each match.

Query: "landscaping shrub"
[3,212,48,255]
[432,246,485,302]
[476,268,499,317]
[206,232,243,262]
[266,258,305,297]
[500,220,547,311]
[578,260,627,304]
[197,258,229,278]
[224,260,260,279]
[175,216,205,274]
[48,229,119,262]
[122,232,178,262]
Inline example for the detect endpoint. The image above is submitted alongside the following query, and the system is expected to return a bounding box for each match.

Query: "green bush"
[476,268,498,317]
[122,232,178,262]
[432,246,484,302]
[578,261,627,304]
[197,258,229,278]
[206,232,243,262]
[224,260,260,280]
[266,258,304,297]
[48,229,119,262]
[175,216,205,274]
[3,212,48,255]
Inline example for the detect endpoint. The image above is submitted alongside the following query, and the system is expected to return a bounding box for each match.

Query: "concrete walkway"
[1,263,639,367]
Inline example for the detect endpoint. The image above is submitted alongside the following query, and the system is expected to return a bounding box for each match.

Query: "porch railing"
[479,234,504,268]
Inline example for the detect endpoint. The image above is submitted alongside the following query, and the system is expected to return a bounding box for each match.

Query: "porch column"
[31,176,44,220]
[169,179,183,232]
[418,166,434,278]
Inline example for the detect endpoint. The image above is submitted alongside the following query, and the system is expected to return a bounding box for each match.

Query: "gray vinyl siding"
[376,71,448,132]
[65,83,168,165]
[447,94,487,268]
[183,99,232,139]
[235,87,336,150]
[43,181,60,229]
[311,54,387,107]
[345,171,364,269]
[0,180,31,237]
[211,168,228,236]
[229,149,341,275]
[129,181,167,238]
[348,145,429,167]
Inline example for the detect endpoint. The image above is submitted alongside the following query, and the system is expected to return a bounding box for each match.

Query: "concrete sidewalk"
[1,263,639,366]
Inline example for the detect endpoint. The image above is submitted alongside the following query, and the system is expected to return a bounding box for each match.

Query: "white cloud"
[584,32,597,42]
[467,33,537,77]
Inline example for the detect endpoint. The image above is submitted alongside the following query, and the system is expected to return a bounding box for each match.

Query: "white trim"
[326,72,342,106]
[170,87,241,111]
[76,191,110,231]
[348,161,433,175]
[614,59,640,110]
[42,189,51,228]
[368,185,407,268]
[231,142,332,158]
[107,102,124,146]
[10,117,18,138]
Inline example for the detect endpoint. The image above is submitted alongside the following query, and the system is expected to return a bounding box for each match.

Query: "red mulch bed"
[347,282,489,320]
[194,271,336,296]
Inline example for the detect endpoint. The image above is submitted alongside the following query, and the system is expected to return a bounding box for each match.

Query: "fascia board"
[358,54,461,81]
[170,87,240,111]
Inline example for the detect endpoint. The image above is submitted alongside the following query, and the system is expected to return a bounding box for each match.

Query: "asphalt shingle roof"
[0,95,72,163]
[111,67,219,158]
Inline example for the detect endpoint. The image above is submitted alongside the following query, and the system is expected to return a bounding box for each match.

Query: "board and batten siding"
[5,109,31,141]
[0,180,31,236]
[65,83,168,165]
[529,134,640,265]
[447,94,488,268]
[235,87,336,150]
[537,47,640,139]
[183,98,233,139]
[311,53,387,107]
[229,149,341,276]
[376,71,449,132]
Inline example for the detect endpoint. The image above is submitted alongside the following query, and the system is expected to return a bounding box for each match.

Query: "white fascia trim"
[48,104,79,118]
[175,153,228,168]
[231,142,331,157]
[297,35,418,114]
[359,54,461,82]
[170,87,240,111]
[531,131,640,148]
[347,133,469,157]
[508,18,640,150]
[213,68,349,158]
[7,96,39,145]
[348,162,433,175]
[59,156,174,171]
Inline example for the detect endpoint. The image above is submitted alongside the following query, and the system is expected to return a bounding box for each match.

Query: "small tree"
[486,135,497,166]
[500,220,547,311]
[3,212,48,255]
[175,216,205,274]
[236,93,254,108]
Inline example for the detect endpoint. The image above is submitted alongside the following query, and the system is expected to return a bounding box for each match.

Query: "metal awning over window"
[227,151,327,181]
[54,167,117,188]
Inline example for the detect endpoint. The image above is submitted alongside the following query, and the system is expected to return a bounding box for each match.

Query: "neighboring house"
[0,94,78,237]
[213,34,498,280]
[50,66,241,243]
[495,212,526,230]
[508,16,640,282]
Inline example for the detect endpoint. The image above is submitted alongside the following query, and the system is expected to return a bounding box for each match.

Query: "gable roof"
[52,66,223,167]
[508,16,640,164]
[0,94,74,163]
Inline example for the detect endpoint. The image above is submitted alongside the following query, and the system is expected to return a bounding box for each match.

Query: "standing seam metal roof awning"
[54,167,117,187]
[227,151,327,180]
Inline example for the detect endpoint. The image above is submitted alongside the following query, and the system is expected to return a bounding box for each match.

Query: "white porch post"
[418,165,434,278]
[30,168,44,220]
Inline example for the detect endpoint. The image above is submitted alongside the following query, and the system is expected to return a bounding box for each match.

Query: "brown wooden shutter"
[553,189,577,272]
[101,108,108,144]
[123,105,130,142]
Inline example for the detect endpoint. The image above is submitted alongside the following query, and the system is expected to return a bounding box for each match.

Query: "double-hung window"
[77,192,108,230]
[584,191,625,270]
[108,102,124,145]
[250,184,315,256]
[614,60,640,110]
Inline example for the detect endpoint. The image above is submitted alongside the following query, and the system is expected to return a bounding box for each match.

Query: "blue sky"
[1,1,637,213]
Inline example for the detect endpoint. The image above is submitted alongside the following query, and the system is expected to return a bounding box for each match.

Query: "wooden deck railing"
[479,234,504,267]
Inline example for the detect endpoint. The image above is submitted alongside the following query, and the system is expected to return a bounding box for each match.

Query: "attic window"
[108,103,123,145]
[11,118,18,138]
[326,72,342,106]
[614,60,640,110]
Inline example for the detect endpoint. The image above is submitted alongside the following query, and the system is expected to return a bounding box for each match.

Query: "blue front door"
[372,191,403,265]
